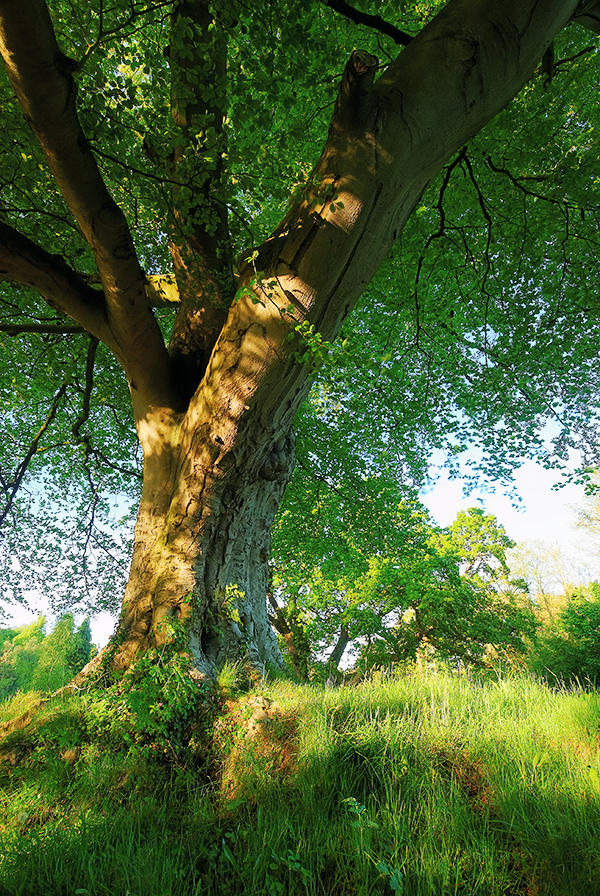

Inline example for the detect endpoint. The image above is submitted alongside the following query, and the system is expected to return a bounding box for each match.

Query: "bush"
[528,583,600,684]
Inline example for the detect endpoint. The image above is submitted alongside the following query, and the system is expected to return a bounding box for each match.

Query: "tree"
[0,614,94,696]
[507,539,591,622]
[527,581,600,683]
[434,508,516,586]
[273,476,536,677]
[0,617,45,697]
[1,0,600,679]
[30,614,95,691]
[575,473,600,557]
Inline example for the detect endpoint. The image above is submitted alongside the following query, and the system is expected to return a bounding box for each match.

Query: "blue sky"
[420,459,584,546]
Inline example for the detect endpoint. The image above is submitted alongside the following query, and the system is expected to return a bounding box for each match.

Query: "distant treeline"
[0,615,95,697]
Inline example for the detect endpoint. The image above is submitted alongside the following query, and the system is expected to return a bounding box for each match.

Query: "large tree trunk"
[116,413,298,677]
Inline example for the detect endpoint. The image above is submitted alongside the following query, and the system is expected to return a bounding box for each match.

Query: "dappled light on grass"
[1,669,600,894]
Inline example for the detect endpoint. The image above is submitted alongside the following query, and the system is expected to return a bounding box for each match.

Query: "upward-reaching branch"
[322,0,413,46]
[166,1,236,399]
[573,0,600,33]
[0,220,107,339]
[0,0,182,419]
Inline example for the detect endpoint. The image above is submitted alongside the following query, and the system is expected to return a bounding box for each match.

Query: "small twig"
[0,383,68,527]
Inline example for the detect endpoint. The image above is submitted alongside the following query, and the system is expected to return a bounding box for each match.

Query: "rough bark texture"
[327,626,351,685]
[1,0,597,679]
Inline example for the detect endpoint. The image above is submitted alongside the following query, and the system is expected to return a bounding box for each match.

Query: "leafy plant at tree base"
[84,644,216,764]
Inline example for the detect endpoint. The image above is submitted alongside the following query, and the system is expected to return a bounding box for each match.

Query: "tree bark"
[114,416,297,677]
[327,626,351,685]
[267,590,308,680]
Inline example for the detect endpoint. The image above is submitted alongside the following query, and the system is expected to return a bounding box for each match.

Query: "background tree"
[575,473,600,561]
[273,476,536,679]
[0,615,94,697]
[434,508,516,586]
[526,582,600,683]
[507,538,592,622]
[0,617,45,697]
[1,0,600,679]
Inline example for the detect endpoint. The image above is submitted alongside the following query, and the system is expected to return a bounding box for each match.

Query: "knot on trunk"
[258,435,294,481]
[330,49,379,135]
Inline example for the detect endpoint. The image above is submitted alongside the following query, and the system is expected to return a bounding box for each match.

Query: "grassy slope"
[1,669,600,896]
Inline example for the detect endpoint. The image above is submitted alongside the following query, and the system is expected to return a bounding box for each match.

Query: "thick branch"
[322,0,413,46]
[0,0,182,417]
[145,275,181,308]
[82,273,181,308]
[327,625,350,681]
[572,0,600,33]
[0,220,106,338]
[201,0,584,463]
[167,1,236,399]
[0,323,84,336]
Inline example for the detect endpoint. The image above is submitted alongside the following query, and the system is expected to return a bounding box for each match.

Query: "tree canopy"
[0,0,599,675]
[272,476,535,678]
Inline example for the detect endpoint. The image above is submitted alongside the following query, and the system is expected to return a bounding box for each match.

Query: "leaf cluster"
[528,581,600,684]
[273,468,536,675]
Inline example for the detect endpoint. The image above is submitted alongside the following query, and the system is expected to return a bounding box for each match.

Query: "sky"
[421,460,584,545]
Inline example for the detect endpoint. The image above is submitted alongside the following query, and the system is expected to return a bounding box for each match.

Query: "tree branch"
[82,272,181,309]
[326,624,350,684]
[572,0,600,34]
[166,1,236,400]
[266,591,306,678]
[0,382,68,528]
[0,220,106,337]
[72,336,99,452]
[0,323,85,336]
[322,0,413,46]
[0,0,182,417]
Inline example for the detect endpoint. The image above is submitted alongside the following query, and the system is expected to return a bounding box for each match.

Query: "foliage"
[0,617,45,698]
[0,614,94,697]
[528,582,600,684]
[2,670,600,894]
[434,508,516,584]
[507,539,587,620]
[575,473,600,556]
[273,469,536,676]
[90,645,209,753]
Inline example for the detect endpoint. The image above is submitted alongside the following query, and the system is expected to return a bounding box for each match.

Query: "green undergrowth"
[1,666,600,895]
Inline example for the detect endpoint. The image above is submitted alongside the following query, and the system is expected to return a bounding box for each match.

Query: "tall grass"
[1,668,600,895]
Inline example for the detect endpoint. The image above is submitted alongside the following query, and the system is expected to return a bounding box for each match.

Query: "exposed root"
[214,694,298,807]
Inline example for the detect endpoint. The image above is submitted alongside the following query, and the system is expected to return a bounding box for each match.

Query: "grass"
[1,667,600,895]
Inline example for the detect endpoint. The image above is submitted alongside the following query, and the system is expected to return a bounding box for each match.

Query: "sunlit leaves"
[273,467,536,672]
